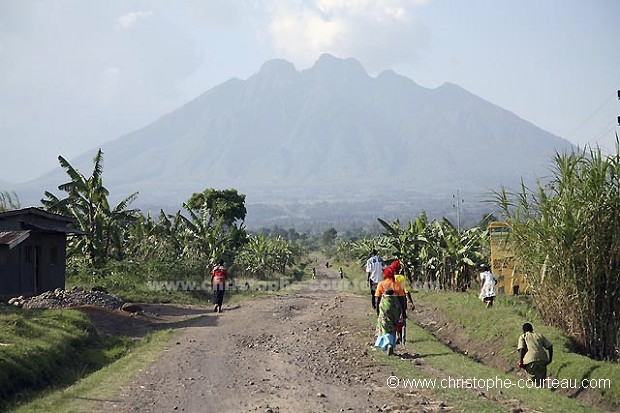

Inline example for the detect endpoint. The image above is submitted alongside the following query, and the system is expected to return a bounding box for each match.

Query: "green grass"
[1,259,313,411]
[0,307,134,411]
[338,260,619,411]
[372,323,608,412]
[413,291,620,407]
[8,330,172,413]
[66,259,312,305]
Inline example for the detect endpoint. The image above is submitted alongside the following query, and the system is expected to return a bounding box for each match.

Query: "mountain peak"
[258,58,297,77]
[309,54,368,80]
[19,55,575,218]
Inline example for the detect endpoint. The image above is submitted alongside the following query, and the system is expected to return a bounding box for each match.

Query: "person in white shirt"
[478,263,497,308]
[366,249,385,309]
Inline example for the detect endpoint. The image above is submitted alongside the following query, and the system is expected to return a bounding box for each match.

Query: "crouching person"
[517,322,553,387]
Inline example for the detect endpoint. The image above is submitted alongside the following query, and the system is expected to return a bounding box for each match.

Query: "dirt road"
[100,267,450,413]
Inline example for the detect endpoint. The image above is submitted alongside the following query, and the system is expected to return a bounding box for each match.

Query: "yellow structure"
[488,222,527,295]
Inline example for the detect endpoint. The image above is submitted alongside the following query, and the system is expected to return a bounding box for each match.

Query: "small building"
[488,221,528,295]
[0,207,86,300]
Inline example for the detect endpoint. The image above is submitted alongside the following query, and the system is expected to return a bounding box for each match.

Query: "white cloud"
[264,0,430,71]
[115,10,154,30]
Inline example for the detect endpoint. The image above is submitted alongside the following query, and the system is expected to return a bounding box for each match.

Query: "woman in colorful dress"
[374,260,407,355]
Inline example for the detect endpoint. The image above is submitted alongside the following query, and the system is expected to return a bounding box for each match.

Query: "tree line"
[2,141,618,361]
[331,142,620,361]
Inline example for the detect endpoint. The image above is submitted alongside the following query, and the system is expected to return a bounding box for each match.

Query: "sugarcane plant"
[494,140,620,360]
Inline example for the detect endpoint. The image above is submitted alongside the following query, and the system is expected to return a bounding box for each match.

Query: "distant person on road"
[339,267,344,279]
[374,261,407,355]
[211,260,228,313]
[366,250,385,309]
[517,322,553,387]
[478,263,496,308]
[312,267,316,279]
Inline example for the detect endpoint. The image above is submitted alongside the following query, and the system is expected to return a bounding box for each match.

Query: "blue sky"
[1,0,618,183]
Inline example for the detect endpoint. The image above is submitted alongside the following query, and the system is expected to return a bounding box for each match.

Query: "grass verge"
[8,329,172,413]
[339,260,619,411]
[413,290,620,408]
[372,323,608,413]
[0,307,133,411]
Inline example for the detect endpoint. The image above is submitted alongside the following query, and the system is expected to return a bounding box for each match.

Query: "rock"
[21,287,124,310]
[122,303,143,313]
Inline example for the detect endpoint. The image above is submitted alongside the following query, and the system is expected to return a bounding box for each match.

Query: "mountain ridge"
[12,54,573,224]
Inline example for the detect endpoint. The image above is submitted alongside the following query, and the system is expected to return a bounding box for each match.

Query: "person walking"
[392,260,415,311]
[366,249,384,309]
[478,263,497,308]
[374,261,407,355]
[211,259,228,313]
[517,322,553,387]
[339,267,344,279]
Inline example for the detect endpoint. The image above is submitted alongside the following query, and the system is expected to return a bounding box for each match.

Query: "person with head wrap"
[391,260,415,311]
[374,260,407,355]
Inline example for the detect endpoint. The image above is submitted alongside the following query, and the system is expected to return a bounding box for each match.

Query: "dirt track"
[96,265,460,413]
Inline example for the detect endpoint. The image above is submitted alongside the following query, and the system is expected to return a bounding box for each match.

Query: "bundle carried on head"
[383,259,401,280]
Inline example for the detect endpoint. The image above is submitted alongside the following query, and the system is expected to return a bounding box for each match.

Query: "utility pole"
[452,190,464,233]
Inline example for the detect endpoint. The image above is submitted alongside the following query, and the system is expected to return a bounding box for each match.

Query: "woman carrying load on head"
[211,259,228,313]
[374,260,407,355]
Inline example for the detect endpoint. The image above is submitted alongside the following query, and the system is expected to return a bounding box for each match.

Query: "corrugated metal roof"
[0,231,30,249]
[23,222,88,235]
[0,207,75,223]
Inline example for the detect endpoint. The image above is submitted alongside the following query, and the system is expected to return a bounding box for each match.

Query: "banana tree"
[377,217,428,280]
[41,149,138,267]
[438,218,486,291]
[0,191,20,212]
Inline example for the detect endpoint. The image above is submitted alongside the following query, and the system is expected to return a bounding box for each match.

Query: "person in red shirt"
[211,260,228,313]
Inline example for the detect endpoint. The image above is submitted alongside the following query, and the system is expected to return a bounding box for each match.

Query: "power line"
[589,121,618,146]
[567,92,615,140]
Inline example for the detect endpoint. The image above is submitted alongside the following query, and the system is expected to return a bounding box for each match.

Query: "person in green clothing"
[517,322,553,387]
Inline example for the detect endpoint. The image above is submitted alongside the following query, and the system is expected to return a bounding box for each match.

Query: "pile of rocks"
[17,286,124,310]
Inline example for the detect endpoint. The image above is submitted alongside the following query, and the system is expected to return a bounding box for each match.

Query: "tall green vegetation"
[376,214,486,290]
[41,150,139,267]
[344,213,487,290]
[0,190,20,212]
[38,149,303,296]
[178,188,248,266]
[235,233,302,278]
[495,143,620,360]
